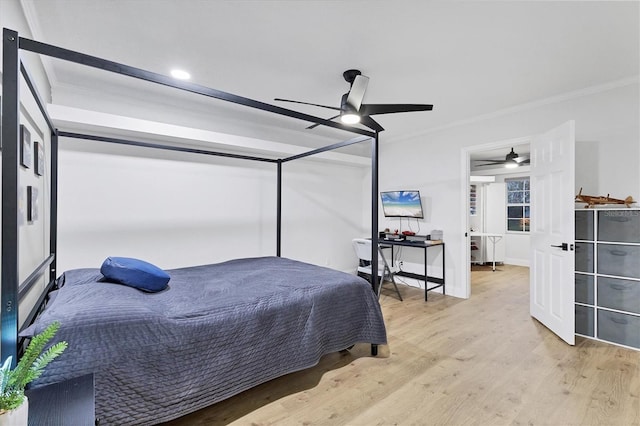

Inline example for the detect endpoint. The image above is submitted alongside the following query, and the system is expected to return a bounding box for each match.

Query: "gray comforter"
[30,256,387,425]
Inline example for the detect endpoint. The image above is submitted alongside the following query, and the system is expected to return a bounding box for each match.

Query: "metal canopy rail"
[1,28,381,365]
[18,36,376,139]
[58,132,281,164]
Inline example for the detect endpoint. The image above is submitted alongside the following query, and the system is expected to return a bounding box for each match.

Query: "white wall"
[0,0,51,101]
[57,138,368,275]
[280,159,368,270]
[380,80,639,298]
[1,0,54,326]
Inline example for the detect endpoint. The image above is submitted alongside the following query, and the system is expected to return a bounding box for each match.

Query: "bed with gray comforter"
[29,256,387,425]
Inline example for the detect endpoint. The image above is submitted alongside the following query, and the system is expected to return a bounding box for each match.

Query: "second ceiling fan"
[275,69,433,132]
[475,147,530,169]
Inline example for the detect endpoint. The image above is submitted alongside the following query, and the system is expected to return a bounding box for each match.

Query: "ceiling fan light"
[340,113,361,124]
[170,69,191,80]
[504,161,518,169]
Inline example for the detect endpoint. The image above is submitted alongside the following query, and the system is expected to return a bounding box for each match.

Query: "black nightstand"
[25,374,96,426]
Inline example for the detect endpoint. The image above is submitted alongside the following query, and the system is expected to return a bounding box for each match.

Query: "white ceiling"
[20,0,640,149]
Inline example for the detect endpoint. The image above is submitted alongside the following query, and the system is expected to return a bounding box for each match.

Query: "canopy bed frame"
[1,27,385,423]
[2,26,383,362]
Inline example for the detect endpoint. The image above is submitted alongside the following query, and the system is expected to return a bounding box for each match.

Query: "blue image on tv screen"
[380,191,424,218]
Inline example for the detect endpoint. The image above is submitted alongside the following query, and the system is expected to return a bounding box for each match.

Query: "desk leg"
[391,245,395,269]
[488,236,499,272]
[492,237,496,271]
[442,243,445,295]
[424,246,428,301]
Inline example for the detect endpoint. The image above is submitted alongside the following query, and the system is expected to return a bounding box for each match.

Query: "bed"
[27,256,387,425]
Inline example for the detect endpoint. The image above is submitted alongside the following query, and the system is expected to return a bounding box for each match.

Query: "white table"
[470,232,504,271]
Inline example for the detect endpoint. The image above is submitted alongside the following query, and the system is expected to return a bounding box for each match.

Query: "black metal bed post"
[370,132,380,357]
[276,160,282,257]
[1,28,21,367]
[371,132,379,296]
[50,131,59,282]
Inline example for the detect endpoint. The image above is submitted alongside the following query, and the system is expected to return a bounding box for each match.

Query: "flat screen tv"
[380,190,424,218]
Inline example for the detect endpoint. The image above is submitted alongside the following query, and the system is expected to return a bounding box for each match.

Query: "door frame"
[460,135,532,298]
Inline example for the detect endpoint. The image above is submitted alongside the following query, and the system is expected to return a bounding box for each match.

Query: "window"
[506,177,530,232]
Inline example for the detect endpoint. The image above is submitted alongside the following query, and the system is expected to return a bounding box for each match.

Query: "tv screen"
[380,190,424,218]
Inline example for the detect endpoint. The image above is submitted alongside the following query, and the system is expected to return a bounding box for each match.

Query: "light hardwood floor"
[165,265,639,425]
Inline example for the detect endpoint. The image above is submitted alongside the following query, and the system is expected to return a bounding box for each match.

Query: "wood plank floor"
[165,265,639,425]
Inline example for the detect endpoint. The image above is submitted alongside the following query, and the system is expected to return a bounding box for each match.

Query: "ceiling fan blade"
[474,160,506,165]
[514,156,530,164]
[306,114,340,129]
[346,75,369,111]
[360,103,434,116]
[360,115,385,132]
[274,98,340,111]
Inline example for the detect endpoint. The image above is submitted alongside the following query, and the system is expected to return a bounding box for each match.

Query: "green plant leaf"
[1,321,67,411]
[9,322,61,390]
[0,356,13,395]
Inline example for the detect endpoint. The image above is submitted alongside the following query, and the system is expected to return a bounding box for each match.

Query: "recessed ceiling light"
[170,69,191,80]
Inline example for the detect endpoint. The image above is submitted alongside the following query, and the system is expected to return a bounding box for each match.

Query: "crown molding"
[19,0,58,87]
[391,75,640,145]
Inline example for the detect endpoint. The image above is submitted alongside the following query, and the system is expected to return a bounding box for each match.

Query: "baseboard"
[504,258,530,267]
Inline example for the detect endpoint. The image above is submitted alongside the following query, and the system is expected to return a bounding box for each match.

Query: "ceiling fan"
[474,147,530,169]
[274,69,433,132]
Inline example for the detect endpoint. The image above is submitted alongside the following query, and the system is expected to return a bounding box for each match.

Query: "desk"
[379,239,445,301]
[25,374,96,426]
[470,232,503,271]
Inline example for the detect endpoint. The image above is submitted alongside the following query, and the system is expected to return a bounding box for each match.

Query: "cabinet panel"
[597,277,640,314]
[597,310,640,349]
[598,211,640,243]
[575,242,594,273]
[575,273,594,305]
[575,305,594,337]
[575,210,594,241]
[597,244,640,279]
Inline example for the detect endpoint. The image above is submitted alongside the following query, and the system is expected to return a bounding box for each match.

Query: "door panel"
[550,253,564,318]
[530,121,575,345]
[533,249,545,308]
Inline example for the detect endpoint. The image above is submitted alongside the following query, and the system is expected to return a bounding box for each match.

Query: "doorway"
[461,136,531,298]
[460,121,576,345]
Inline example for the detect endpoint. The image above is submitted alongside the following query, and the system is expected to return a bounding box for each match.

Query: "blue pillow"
[100,257,170,292]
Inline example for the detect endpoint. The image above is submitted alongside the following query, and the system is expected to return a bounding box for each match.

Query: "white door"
[530,121,576,344]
